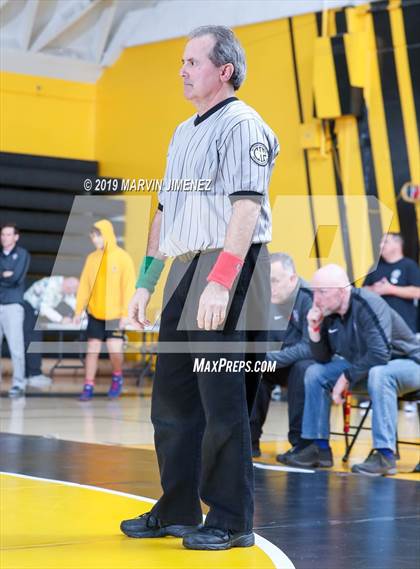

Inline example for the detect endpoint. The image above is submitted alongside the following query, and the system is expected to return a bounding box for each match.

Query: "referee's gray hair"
[270,252,296,274]
[189,25,246,91]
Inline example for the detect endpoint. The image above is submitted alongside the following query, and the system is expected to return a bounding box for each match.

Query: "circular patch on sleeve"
[250,143,269,166]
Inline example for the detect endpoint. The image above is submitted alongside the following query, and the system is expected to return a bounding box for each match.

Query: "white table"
[39,322,160,382]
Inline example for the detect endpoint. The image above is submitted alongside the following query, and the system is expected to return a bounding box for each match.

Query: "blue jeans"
[368,359,420,451]
[302,358,351,440]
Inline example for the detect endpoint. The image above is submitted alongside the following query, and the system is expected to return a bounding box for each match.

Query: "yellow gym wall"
[1,0,418,296]
[95,18,320,283]
[0,71,95,160]
[94,18,322,313]
[95,36,191,300]
[95,1,419,287]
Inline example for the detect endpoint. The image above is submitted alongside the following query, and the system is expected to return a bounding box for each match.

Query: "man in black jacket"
[286,264,392,468]
[287,264,420,474]
[250,253,314,462]
[0,224,30,397]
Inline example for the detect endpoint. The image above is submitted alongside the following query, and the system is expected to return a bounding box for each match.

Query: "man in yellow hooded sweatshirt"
[75,220,136,400]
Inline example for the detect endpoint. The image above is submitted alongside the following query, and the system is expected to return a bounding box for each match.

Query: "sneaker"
[252,441,261,458]
[286,442,333,468]
[27,374,52,388]
[79,384,94,401]
[108,374,123,398]
[403,402,416,413]
[276,441,313,464]
[183,526,255,550]
[120,511,197,538]
[317,446,334,467]
[276,445,300,464]
[8,385,25,398]
[271,386,282,401]
[351,450,397,476]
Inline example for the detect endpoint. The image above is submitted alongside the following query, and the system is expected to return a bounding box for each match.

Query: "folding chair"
[329,387,372,462]
[338,389,420,462]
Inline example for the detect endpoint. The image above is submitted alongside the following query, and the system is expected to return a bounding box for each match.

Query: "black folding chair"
[336,389,420,462]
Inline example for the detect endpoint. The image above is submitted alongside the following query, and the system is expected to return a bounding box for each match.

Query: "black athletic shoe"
[252,446,261,458]
[286,442,333,468]
[276,445,299,464]
[351,451,397,476]
[120,512,197,538]
[183,526,255,550]
[277,441,313,464]
[318,447,334,467]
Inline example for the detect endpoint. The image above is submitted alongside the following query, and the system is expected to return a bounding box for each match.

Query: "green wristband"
[136,256,164,293]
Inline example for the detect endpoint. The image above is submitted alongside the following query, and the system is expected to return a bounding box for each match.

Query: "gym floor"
[1,390,419,569]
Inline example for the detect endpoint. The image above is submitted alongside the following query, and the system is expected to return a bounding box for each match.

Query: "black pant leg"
[150,260,205,526]
[286,359,315,446]
[250,369,288,446]
[196,349,255,532]
[151,351,205,526]
[196,245,270,532]
[23,301,42,377]
[151,245,270,533]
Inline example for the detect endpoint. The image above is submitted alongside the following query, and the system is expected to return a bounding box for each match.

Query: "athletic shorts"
[86,314,124,341]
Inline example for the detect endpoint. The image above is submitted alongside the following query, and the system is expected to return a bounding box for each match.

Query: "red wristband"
[207,251,244,290]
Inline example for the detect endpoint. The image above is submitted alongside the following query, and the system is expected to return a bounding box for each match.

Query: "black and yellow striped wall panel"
[288,0,419,282]
[1,1,418,284]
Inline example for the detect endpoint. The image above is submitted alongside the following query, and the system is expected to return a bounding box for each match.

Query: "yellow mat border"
[0,471,295,569]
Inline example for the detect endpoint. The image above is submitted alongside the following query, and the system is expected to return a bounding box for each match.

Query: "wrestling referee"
[121,25,279,550]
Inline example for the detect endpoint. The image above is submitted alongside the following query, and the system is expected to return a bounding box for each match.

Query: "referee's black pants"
[150,244,270,533]
[250,359,315,448]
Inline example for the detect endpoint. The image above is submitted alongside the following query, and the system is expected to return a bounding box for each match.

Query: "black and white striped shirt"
[158,98,279,257]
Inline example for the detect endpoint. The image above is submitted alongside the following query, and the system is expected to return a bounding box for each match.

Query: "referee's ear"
[220,63,234,85]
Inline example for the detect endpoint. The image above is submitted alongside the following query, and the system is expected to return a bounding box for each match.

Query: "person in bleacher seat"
[23,276,79,387]
[250,253,315,462]
[284,264,420,475]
